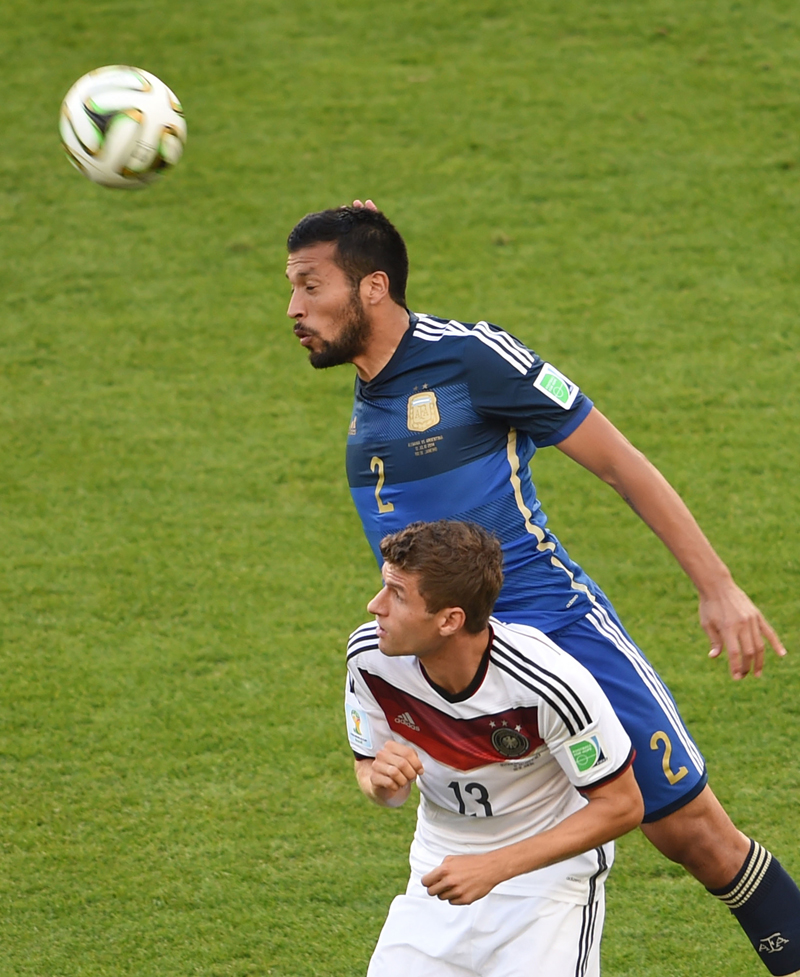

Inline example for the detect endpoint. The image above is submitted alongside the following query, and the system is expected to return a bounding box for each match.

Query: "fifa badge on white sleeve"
[533,364,579,409]
[347,702,373,752]
[565,734,609,776]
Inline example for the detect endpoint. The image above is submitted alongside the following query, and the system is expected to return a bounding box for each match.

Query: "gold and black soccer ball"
[59,65,187,189]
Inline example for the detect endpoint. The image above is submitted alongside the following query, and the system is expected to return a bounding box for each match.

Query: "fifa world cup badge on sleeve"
[565,733,609,777]
[533,364,580,409]
[346,700,373,753]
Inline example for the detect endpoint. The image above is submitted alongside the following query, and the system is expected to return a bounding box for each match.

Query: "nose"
[287,290,304,322]
[367,587,387,616]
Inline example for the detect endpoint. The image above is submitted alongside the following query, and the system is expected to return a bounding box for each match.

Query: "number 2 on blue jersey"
[370,456,394,513]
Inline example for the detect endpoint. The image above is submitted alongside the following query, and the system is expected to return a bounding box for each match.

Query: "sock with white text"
[708,839,800,976]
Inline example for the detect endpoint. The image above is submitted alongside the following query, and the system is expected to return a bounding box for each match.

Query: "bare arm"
[355,740,424,809]
[422,766,643,905]
[556,407,785,679]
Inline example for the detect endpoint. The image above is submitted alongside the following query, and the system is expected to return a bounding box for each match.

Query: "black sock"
[708,839,800,976]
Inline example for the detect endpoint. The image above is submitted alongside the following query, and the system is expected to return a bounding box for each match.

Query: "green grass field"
[1,0,799,974]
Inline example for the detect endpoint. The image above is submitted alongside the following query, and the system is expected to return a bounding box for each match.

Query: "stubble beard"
[308,291,372,370]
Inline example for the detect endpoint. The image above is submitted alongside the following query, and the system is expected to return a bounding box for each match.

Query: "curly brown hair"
[379,521,504,634]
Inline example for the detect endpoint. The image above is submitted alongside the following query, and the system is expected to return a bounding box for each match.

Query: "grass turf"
[1,0,799,973]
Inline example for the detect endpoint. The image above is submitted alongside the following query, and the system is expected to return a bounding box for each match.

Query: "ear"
[359,270,391,306]
[436,606,467,637]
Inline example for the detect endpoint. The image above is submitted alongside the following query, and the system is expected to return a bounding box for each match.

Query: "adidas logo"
[394,711,420,732]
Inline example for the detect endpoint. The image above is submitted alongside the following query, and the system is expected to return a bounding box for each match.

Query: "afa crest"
[759,933,789,955]
[407,390,440,432]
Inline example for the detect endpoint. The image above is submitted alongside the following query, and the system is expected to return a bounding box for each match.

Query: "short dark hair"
[287,206,408,306]
[379,521,504,634]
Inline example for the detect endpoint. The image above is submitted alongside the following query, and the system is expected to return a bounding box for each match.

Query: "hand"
[421,853,505,905]
[701,582,786,679]
[352,198,378,211]
[370,741,423,798]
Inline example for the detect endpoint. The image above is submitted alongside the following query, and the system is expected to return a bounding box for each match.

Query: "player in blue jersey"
[285,203,799,975]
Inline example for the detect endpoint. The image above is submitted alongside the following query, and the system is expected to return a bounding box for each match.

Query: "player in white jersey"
[346,520,643,976]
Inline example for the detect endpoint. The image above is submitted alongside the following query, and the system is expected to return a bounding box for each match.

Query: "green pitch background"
[2,0,799,974]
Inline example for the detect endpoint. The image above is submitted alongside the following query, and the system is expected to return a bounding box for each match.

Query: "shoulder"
[490,617,570,664]
[489,619,597,736]
[347,621,380,662]
[411,313,538,378]
[491,619,597,690]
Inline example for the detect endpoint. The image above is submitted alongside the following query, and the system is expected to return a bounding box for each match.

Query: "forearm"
[604,450,732,598]
[558,409,731,598]
[482,780,642,885]
[421,768,643,903]
[557,408,784,675]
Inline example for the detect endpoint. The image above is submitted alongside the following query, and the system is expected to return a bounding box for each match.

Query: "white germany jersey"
[345,618,634,904]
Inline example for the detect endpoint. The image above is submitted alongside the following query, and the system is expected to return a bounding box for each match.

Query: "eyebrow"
[285,267,318,281]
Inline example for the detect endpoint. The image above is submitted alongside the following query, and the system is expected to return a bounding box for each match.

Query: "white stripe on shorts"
[586,605,704,773]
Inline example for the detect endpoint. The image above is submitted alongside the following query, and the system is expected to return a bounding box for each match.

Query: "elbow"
[600,453,646,501]
[621,790,645,834]
[607,774,645,837]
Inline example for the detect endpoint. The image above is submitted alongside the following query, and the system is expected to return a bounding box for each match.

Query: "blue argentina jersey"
[346,313,604,632]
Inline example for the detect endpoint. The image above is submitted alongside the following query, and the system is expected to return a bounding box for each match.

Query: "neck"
[420,627,491,695]
[352,304,411,381]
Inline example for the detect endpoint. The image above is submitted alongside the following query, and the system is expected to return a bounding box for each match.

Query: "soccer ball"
[59,65,187,189]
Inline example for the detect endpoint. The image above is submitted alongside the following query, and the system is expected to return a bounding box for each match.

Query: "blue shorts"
[546,600,707,822]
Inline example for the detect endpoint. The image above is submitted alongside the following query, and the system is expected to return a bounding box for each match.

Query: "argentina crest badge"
[407,389,440,432]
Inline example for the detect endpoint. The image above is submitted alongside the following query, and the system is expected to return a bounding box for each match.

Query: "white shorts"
[366,873,604,977]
